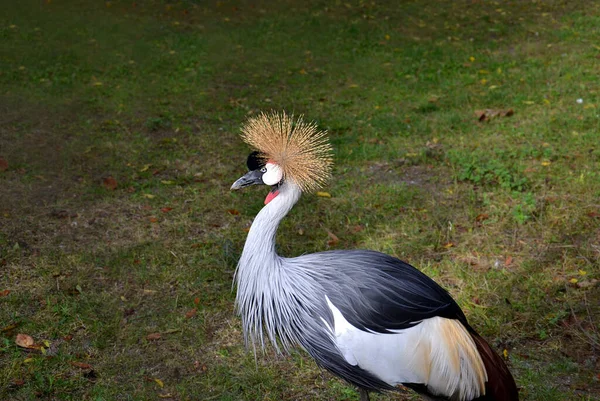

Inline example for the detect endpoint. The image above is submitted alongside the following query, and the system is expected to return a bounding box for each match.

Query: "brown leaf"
[15,333,34,348]
[587,211,600,218]
[70,361,93,369]
[148,216,158,223]
[350,225,364,233]
[475,213,489,222]
[327,231,339,246]
[193,297,200,305]
[505,256,513,266]
[12,379,25,386]
[0,156,8,172]
[0,289,10,297]
[475,108,514,122]
[102,176,118,190]
[160,207,173,213]
[146,332,162,341]
[227,209,240,215]
[1,323,20,333]
[63,334,73,341]
[185,308,197,319]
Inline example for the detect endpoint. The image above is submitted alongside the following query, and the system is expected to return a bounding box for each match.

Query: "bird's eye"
[260,167,267,173]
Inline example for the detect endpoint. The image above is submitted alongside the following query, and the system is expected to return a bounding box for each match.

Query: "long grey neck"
[234,180,303,350]
[238,180,302,268]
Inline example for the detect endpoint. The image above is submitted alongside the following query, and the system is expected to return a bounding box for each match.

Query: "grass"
[1,0,599,400]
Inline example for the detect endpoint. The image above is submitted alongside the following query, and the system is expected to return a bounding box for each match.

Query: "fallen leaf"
[154,378,164,388]
[503,349,508,359]
[12,379,25,386]
[148,217,158,223]
[505,256,513,266]
[316,191,332,198]
[350,225,364,233]
[475,213,489,223]
[158,394,173,399]
[185,308,197,319]
[102,176,118,190]
[587,211,600,218]
[443,242,455,249]
[160,207,173,213]
[227,209,240,215]
[193,297,200,305]
[327,231,339,246]
[0,157,8,171]
[569,278,578,284]
[2,323,20,333]
[71,361,93,369]
[475,108,514,122]
[146,333,162,341]
[143,193,155,199]
[15,334,34,348]
[0,289,10,297]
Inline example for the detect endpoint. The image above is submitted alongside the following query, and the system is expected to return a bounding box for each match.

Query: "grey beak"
[231,170,264,190]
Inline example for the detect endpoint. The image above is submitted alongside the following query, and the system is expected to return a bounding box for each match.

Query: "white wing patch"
[323,296,487,401]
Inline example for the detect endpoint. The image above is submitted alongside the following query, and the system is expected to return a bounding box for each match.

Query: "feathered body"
[232,112,518,401]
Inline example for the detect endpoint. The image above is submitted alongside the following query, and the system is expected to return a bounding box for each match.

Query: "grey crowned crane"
[230,112,519,401]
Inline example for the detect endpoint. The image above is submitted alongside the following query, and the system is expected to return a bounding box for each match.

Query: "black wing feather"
[315,249,469,332]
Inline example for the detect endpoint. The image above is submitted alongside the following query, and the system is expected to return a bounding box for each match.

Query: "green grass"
[1,0,599,400]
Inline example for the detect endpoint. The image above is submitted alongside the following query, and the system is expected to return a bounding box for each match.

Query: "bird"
[230,111,519,401]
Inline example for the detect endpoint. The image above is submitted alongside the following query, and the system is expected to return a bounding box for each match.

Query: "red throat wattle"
[264,190,280,205]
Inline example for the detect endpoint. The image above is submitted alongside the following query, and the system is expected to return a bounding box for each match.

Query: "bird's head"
[230,111,333,205]
[230,151,284,205]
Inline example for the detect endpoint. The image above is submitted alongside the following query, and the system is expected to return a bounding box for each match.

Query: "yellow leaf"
[24,358,34,363]
[469,56,475,62]
[143,194,155,199]
[316,192,331,198]
[522,100,535,105]
[140,164,151,172]
[503,349,508,359]
[92,81,103,87]
[578,269,587,276]
[478,69,489,74]
[489,85,499,90]
[569,278,578,284]
[541,160,551,166]
[154,378,164,388]
[160,180,174,185]
[480,79,487,85]
[299,69,307,75]
[384,34,390,40]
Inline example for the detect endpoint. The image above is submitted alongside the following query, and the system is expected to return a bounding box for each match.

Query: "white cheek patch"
[262,163,283,185]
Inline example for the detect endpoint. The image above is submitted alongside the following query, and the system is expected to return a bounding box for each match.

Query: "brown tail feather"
[471,334,519,401]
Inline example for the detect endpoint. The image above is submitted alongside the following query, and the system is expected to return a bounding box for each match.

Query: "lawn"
[1,0,599,400]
